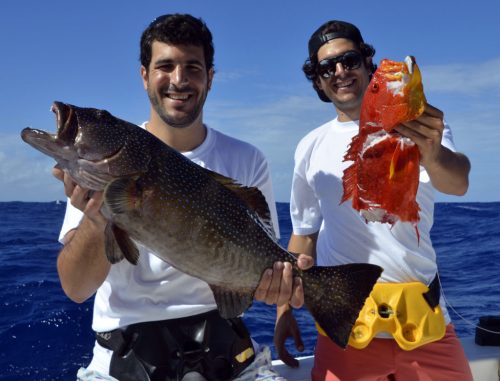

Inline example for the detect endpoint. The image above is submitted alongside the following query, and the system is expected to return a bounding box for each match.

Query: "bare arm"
[274,232,317,367]
[287,232,318,261]
[397,103,471,195]
[422,148,470,195]
[54,167,111,303]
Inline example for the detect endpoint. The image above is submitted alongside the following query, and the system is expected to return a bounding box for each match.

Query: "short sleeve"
[441,121,457,152]
[58,199,84,244]
[289,143,322,235]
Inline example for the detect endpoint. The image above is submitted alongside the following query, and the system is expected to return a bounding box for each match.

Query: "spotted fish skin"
[21,101,382,348]
[341,56,426,232]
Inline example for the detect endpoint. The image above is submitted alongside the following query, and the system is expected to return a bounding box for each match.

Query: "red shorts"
[312,324,473,381]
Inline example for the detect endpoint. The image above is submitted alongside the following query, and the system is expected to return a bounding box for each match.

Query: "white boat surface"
[271,336,500,381]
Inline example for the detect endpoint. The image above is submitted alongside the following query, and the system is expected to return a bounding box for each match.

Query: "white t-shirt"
[59,124,280,333]
[290,117,456,322]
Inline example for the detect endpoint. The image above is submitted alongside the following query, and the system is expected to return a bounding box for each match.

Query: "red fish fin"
[389,140,417,181]
[209,284,254,319]
[343,134,364,162]
[389,141,404,180]
[340,163,358,205]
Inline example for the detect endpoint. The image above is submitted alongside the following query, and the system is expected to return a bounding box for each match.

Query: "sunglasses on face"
[317,51,363,79]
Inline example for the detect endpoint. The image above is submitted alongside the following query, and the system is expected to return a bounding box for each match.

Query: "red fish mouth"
[404,56,416,74]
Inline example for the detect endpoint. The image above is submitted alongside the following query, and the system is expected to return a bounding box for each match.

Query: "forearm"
[57,216,110,303]
[287,232,318,261]
[425,147,471,196]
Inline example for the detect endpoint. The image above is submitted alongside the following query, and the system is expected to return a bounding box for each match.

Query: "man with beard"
[54,14,289,381]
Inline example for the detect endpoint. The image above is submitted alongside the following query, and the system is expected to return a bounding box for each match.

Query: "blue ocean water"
[1,201,499,380]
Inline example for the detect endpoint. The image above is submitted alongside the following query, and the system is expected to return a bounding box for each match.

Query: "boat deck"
[272,337,500,381]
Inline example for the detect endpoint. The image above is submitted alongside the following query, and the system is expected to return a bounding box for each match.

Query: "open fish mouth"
[20,125,72,162]
[21,102,124,165]
[21,102,129,190]
[404,56,416,74]
[51,101,79,144]
[20,102,80,161]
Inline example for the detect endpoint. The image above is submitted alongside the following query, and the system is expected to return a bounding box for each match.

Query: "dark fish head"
[21,102,151,190]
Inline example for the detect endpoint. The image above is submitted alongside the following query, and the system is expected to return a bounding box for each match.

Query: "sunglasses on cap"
[317,51,363,79]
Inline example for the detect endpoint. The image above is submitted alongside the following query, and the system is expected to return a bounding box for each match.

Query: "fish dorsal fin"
[203,168,276,239]
[209,284,254,319]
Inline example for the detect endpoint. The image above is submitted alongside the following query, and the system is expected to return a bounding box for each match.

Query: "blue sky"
[2,0,499,202]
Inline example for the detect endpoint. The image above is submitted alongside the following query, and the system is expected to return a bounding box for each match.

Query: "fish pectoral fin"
[301,263,383,348]
[104,223,140,265]
[209,285,254,319]
[104,176,142,215]
[389,143,402,180]
[203,167,276,239]
[389,141,418,181]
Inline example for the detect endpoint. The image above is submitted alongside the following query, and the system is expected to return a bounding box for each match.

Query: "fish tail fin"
[301,263,382,348]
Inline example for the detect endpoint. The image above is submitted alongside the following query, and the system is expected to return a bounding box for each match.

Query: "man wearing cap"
[273,20,472,380]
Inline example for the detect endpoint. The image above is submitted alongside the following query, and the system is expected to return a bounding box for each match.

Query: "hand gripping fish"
[21,102,382,348]
[341,56,426,238]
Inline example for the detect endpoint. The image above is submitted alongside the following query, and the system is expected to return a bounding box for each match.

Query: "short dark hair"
[140,13,215,72]
[302,20,377,102]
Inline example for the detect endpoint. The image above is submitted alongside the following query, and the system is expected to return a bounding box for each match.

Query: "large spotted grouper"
[341,56,427,239]
[21,102,382,348]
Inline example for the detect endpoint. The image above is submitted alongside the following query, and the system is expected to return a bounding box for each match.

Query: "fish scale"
[21,101,383,348]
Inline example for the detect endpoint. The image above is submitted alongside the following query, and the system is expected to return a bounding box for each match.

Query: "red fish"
[341,56,426,236]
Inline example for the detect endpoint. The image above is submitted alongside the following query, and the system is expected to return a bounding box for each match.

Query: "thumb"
[297,254,314,270]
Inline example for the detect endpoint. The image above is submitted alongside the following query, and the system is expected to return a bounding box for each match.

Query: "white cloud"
[0,134,65,201]
[422,58,500,95]
[205,94,335,201]
[212,69,258,83]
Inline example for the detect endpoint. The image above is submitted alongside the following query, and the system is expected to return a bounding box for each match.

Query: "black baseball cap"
[308,20,364,59]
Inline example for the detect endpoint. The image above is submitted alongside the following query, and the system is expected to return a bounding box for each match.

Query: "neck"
[336,106,361,122]
[146,111,207,152]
